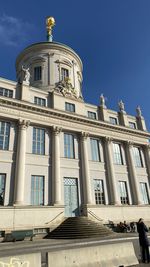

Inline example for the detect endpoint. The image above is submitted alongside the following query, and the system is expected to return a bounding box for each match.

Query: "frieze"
[0,98,150,144]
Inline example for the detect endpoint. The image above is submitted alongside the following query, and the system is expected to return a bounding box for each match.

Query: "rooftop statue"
[118,100,125,112]
[46,16,55,42]
[21,66,30,85]
[136,105,142,117]
[100,94,106,108]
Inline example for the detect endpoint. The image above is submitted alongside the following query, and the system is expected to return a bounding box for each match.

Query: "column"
[126,141,142,205]
[143,144,150,182]
[104,137,120,205]
[80,132,93,205]
[52,126,62,205]
[14,119,30,205]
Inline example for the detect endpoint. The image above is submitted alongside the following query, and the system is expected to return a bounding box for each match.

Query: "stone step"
[46,216,113,239]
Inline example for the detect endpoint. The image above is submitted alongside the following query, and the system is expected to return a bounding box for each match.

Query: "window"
[0,174,5,205]
[90,138,100,161]
[88,111,96,119]
[132,147,143,167]
[109,117,117,125]
[129,122,136,129]
[0,87,13,98]
[113,143,123,165]
[65,102,75,112]
[94,179,105,204]
[34,97,46,107]
[34,66,42,81]
[0,121,10,150]
[31,176,44,205]
[64,133,75,158]
[61,68,69,81]
[140,183,149,204]
[32,127,45,155]
[119,181,129,204]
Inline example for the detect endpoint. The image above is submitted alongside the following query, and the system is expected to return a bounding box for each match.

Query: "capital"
[81,132,89,140]
[18,119,30,129]
[53,126,62,135]
[104,136,113,143]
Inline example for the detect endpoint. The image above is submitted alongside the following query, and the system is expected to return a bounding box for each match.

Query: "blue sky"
[1,0,150,129]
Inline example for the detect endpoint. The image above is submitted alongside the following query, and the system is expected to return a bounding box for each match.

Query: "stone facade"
[0,39,150,232]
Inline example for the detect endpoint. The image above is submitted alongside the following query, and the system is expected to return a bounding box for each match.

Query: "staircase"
[45,216,114,239]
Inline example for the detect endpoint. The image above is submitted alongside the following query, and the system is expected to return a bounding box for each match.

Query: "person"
[137,218,150,263]
[130,222,136,232]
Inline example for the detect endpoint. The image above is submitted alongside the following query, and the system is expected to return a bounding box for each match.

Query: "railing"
[88,210,103,222]
[45,211,64,224]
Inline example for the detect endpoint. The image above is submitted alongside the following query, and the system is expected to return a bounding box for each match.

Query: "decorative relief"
[54,77,79,99]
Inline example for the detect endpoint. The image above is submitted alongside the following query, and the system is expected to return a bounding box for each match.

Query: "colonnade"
[13,120,150,206]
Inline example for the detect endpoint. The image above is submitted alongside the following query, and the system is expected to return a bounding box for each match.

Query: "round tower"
[16,17,83,100]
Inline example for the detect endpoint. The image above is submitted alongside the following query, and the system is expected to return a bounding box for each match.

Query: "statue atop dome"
[46,17,55,42]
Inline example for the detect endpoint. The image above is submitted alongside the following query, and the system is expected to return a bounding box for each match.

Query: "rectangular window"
[119,181,129,204]
[109,117,117,125]
[64,133,75,158]
[94,179,105,204]
[140,183,149,204]
[32,127,45,155]
[34,66,42,81]
[88,111,96,119]
[0,87,13,98]
[34,97,46,107]
[65,102,75,112]
[129,122,136,129]
[113,143,123,165]
[90,138,100,161]
[61,68,69,81]
[0,174,5,206]
[0,121,10,150]
[31,175,44,205]
[132,147,143,167]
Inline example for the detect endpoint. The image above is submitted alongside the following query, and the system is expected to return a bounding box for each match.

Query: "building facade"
[0,31,150,231]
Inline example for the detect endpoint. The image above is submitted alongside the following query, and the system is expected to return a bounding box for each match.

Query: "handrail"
[45,211,64,224]
[88,210,103,222]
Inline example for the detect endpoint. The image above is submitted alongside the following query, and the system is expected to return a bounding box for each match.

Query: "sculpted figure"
[100,94,106,107]
[118,100,125,112]
[136,105,142,117]
[21,66,30,84]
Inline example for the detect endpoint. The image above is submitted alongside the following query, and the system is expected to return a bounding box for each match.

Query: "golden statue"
[46,17,55,41]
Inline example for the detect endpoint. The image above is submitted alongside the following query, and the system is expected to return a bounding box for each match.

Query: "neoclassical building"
[0,18,150,232]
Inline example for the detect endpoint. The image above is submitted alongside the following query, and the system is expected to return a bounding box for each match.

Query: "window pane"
[0,88,13,98]
[0,122,10,150]
[132,147,143,167]
[94,179,105,204]
[64,133,75,158]
[109,117,117,125]
[88,111,96,119]
[34,97,46,106]
[34,66,42,81]
[113,143,123,165]
[140,183,149,204]
[90,139,100,161]
[119,181,129,204]
[0,174,5,205]
[61,68,69,81]
[32,127,45,155]
[65,102,75,112]
[129,122,136,129]
[31,176,44,205]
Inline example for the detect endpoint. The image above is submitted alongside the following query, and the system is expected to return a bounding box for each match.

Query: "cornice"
[0,97,150,139]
